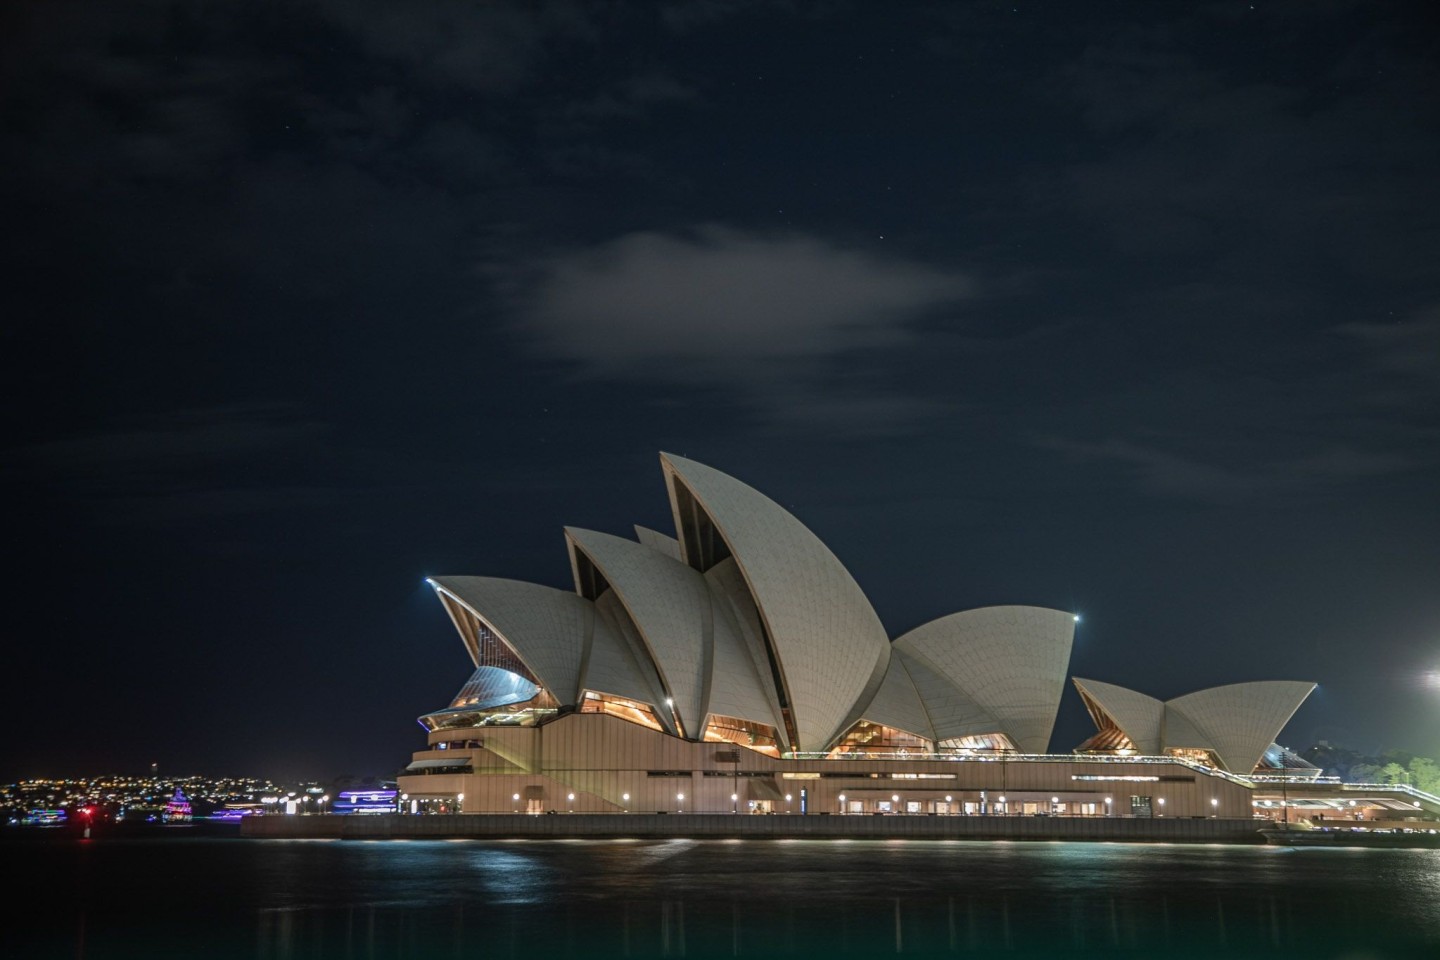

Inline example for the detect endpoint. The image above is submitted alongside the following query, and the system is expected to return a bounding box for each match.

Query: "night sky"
[3,1,1438,783]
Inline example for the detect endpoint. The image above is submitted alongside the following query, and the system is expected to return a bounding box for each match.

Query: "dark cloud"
[512,225,972,423]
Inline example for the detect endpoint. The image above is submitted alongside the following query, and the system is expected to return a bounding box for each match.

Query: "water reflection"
[8,838,1440,958]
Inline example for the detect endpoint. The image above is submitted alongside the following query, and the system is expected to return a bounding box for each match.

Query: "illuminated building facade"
[397,453,1346,821]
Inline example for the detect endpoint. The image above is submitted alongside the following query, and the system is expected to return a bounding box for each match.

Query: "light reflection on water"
[8,837,1440,958]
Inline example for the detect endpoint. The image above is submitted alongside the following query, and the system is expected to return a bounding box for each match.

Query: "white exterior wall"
[400,713,1257,819]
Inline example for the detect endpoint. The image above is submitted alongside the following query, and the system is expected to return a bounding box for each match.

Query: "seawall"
[241,813,1265,843]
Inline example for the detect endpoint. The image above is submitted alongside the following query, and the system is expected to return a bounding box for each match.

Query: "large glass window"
[703,715,781,756]
[829,721,932,758]
[580,692,666,731]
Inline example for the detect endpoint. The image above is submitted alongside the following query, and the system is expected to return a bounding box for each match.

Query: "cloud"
[1336,310,1440,378]
[1036,435,1412,504]
[518,225,971,372]
[508,225,972,428]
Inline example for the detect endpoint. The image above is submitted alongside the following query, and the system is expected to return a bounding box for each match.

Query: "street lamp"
[731,793,738,814]
[1210,797,1218,817]
[622,792,630,813]
[945,795,953,815]
[998,795,1006,816]
[892,794,900,815]
[1157,797,1165,817]
[677,792,684,813]
[567,792,575,813]
[785,793,793,814]
[456,793,464,814]
[1051,796,1060,816]
[1105,796,1113,817]
[838,793,846,814]
[512,793,520,813]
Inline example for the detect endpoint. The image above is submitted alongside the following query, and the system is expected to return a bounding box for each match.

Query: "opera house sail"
[397,453,1325,820]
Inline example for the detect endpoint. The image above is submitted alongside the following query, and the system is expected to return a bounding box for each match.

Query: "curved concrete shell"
[428,576,593,705]
[660,453,890,752]
[634,525,682,561]
[703,562,788,735]
[893,649,999,742]
[566,527,711,737]
[1072,677,1163,755]
[856,654,936,741]
[895,606,1076,754]
[582,594,670,722]
[1165,681,1316,773]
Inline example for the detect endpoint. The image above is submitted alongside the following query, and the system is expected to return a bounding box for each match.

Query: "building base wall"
[242,812,1265,843]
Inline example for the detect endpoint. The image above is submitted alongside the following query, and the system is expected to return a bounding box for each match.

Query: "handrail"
[1334,782,1440,806]
[777,751,1256,786]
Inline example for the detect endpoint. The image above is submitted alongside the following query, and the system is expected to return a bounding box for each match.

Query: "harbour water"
[9,836,1440,958]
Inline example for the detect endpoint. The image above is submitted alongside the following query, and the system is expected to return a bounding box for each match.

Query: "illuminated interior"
[1074,727,1138,755]
[937,733,1019,754]
[1166,746,1222,768]
[580,692,667,732]
[829,721,933,757]
[703,715,781,756]
[424,687,559,730]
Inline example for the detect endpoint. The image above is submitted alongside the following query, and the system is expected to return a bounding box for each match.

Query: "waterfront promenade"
[242,812,1265,842]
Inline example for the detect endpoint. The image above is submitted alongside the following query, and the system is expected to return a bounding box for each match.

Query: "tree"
[1349,763,1383,783]
[1379,762,1411,786]
[1407,757,1440,795]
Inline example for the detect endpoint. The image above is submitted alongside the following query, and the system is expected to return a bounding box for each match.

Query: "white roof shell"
[565,527,712,737]
[661,453,890,752]
[634,525,682,561]
[894,606,1076,754]
[1072,677,1164,755]
[429,577,590,704]
[857,654,937,741]
[1072,677,1316,773]
[1166,681,1316,773]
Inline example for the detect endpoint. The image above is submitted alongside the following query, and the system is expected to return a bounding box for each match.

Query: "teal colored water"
[8,836,1440,958]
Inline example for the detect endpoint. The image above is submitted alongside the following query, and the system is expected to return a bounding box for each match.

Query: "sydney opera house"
[398,453,1324,820]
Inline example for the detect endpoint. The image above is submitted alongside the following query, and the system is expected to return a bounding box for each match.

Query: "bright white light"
[731,794,738,801]
[677,793,684,801]
[622,793,630,802]
[567,793,575,801]
[512,793,520,801]
[1073,614,1082,623]
[1423,670,1440,691]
